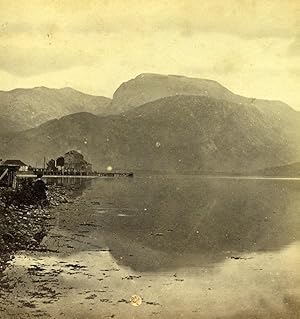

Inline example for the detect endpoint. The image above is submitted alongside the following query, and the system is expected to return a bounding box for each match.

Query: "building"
[0,159,29,187]
[1,159,29,172]
[59,150,92,173]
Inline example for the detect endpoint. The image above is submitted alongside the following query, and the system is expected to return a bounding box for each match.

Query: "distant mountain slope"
[111,73,300,123]
[111,73,300,154]
[0,96,294,173]
[111,73,236,113]
[259,162,300,176]
[0,116,23,134]
[0,87,111,130]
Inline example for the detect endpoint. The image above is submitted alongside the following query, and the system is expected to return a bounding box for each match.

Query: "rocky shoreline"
[0,185,70,274]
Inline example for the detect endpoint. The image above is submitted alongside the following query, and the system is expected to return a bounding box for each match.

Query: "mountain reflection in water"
[52,175,300,272]
[1,175,300,319]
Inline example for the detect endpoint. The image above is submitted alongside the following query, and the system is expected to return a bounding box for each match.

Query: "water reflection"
[44,176,300,271]
[2,176,300,318]
[91,176,300,271]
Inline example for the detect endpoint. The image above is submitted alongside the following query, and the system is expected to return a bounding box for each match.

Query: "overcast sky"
[0,0,299,108]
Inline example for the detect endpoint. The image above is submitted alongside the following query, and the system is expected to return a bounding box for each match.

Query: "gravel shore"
[0,185,69,273]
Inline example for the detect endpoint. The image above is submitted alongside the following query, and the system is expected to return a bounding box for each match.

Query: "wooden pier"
[16,172,134,179]
[98,172,134,178]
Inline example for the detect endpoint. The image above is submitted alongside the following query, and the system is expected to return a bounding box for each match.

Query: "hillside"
[111,73,297,115]
[111,73,300,155]
[0,116,23,134]
[0,87,111,130]
[111,73,236,113]
[0,96,295,173]
[259,162,300,177]
[112,74,299,123]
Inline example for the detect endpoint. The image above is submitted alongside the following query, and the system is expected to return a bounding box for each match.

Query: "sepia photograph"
[0,0,300,318]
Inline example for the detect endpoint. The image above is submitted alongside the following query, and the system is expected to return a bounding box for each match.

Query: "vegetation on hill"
[0,95,295,173]
[0,87,111,130]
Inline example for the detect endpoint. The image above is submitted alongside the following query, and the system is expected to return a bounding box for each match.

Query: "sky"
[0,0,299,108]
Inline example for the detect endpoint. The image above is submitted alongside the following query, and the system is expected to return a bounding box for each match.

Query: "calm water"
[1,176,300,318]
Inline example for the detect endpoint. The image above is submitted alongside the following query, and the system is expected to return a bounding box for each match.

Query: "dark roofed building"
[1,159,29,172]
[0,159,29,187]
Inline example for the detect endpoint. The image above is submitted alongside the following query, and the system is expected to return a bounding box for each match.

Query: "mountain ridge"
[0,95,295,173]
[258,161,300,176]
[1,73,299,131]
[111,73,300,152]
[0,87,112,131]
[1,73,299,173]
[112,73,298,110]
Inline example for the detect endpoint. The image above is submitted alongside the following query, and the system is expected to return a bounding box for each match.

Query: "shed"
[1,160,29,172]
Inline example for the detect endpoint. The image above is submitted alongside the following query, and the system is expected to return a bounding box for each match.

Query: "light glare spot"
[130,294,142,307]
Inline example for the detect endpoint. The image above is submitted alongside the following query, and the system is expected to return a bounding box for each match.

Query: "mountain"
[0,116,23,134]
[111,73,300,124]
[259,162,300,177]
[111,73,295,114]
[111,73,300,154]
[0,87,111,130]
[111,73,235,112]
[0,95,295,173]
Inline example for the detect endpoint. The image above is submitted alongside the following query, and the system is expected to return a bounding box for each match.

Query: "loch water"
[1,175,300,318]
